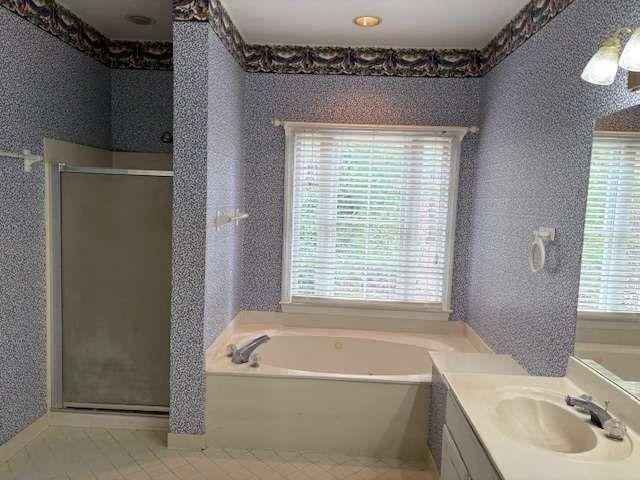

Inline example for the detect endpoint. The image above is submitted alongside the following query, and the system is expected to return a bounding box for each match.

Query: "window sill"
[280,300,450,322]
[578,311,640,325]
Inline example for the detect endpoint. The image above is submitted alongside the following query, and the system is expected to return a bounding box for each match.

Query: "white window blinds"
[578,132,640,314]
[283,124,461,309]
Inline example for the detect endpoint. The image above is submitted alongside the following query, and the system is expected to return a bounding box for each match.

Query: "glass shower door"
[57,166,172,411]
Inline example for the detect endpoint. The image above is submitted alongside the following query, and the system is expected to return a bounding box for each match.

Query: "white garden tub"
[205,318,481,459]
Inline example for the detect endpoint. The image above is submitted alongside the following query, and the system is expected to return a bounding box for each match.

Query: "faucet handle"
[226,344,237,357]
[604,418,626,441]
[249,353,261,368]
[575,394,594,414]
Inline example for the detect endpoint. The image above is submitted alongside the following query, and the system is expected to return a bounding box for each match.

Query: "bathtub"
[205,315,483,459]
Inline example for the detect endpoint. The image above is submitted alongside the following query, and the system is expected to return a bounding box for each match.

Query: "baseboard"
[167,432,206,450]
[0,414,49,463]
[464,324,493,353]
[49,410,169,431]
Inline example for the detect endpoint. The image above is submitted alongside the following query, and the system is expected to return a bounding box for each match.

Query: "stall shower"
[47,140,173,414]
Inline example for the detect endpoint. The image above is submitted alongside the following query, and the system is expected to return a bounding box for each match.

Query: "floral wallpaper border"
[1,0,172,70]
[480,0,576,74]
[175,0,576,78]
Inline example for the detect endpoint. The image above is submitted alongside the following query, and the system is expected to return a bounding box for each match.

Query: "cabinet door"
[441,425,470,480]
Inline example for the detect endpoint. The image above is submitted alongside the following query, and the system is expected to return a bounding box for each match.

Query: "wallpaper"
[111,69,174,153]
[204,26,245,349]
[465,0,640,375]
[0,0,172,70]
[240,73,481,316]
[0,7,111,445]
[170,21,209,435]
[595,105,640,132]
[174,0,576,78]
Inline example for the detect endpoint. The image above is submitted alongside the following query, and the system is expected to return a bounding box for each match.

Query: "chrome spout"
[231,335,270,364]
[566,394,612,429]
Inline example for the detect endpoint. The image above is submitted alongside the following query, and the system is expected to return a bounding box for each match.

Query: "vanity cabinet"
[443,392,501,480]
[441,425,470,480]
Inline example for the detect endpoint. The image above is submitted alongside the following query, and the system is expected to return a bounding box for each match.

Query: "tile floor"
[0,428,435,480]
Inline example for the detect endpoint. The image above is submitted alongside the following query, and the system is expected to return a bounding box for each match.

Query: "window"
[281,122,466,313]
[578,132,640,315]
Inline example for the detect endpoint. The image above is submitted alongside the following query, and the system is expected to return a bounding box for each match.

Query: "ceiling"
[59,0,172,41]
[221,0,529,49]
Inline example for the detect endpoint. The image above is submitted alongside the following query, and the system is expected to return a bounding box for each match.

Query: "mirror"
[575,104,640,400]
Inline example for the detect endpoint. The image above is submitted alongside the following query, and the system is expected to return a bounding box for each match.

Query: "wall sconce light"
[582,27,640,86]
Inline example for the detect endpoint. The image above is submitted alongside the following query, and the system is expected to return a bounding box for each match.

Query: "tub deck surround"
[205,317,483,460]
[207,324,479,384]
[0,0,172,70]
[173,0,576,77]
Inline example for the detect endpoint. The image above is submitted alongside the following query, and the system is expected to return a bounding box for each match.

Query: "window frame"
[578,130,640,320]
[279,121,468,318]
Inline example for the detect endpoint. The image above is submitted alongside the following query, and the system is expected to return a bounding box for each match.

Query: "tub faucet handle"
[226,344,237,357]
[250,353,261,368]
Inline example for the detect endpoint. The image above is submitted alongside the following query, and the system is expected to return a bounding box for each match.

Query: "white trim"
[577,311,640,325]
[48,410,168,431]
[593,130,640,138]
[279,121,467,312]
[274,119,477,136]
[167,433,206,450]
[0,415,48,463]
[280,124,296,305]
[443,136,461,311]
[59,165,173,177]
[281,302,450,321]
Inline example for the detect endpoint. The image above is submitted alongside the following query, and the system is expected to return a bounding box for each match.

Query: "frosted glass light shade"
[620,28,640,72]
[581,44,621,85]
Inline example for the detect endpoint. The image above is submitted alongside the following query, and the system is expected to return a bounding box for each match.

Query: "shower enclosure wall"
[46,139,172,413]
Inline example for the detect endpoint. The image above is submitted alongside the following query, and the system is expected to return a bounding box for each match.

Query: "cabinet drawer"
[445,392,501,480]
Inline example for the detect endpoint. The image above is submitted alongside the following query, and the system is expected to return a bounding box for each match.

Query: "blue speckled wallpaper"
[170,20,244,435]
[0,6,173,446]
[204,27,244,349]
[240,74,481,319]
[465,0,640,376]
[0,8,111,445]
[111,69,174,153]
[170,21,208,435]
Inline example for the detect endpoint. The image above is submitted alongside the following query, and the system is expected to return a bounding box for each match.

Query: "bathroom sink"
[494,395,597,453]
[445,374,638,480]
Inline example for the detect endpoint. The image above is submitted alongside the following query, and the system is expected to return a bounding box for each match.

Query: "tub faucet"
[565,394,626,440]
[230,335,270,364]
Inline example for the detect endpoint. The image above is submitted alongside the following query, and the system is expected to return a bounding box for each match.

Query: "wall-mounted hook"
[216,208,250,231]
[0,149,44,172]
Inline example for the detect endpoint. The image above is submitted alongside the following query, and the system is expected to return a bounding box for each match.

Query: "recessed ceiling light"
[353,16,381,28]
[125,15,156,26]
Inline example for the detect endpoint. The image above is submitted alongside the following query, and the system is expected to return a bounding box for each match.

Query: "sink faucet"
[565,394,626,440]
[229,335,270,364]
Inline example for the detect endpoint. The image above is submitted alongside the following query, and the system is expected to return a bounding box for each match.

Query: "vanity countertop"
[430,351,526,376]
[445,373,640,480]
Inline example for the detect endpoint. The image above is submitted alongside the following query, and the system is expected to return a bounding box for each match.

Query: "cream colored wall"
[44,138,172,170]
[112,151,172,170]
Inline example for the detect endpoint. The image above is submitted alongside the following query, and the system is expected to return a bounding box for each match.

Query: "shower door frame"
[49,163,173,412]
